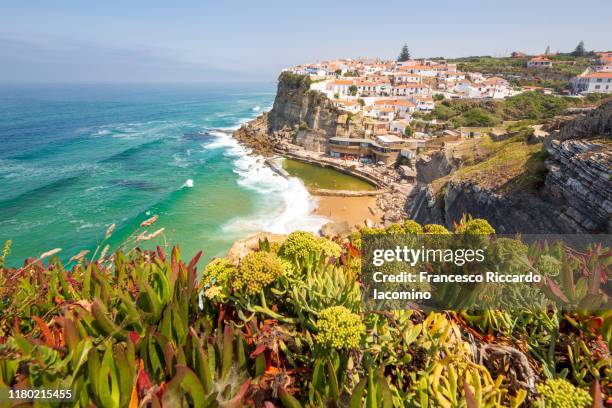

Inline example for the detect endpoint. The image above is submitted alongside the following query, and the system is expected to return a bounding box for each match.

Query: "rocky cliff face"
[544,139,611,232]
[267,73,340,139]
[554,100,612,142]
[234,73,347,154]
[416,150,461,183]
[410,101,612,233]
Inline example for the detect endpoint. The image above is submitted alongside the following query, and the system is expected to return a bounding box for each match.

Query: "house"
[363,120,390,136]
[453,80,483,98]
[391,84,430,97]
[390,119,412,135]
[597,52,612,65]
[326,79,354,96]
[333,99,361,113]
[392,100,417,116]
[571,71,612,94]
[527,57,553,68]
[437,71,466,81]
[392,73,422,84]
[411,96,435,111]
[481,77,511,98]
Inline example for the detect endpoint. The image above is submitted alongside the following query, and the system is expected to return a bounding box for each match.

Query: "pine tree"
[397,44,411,62]
[572,41,586,57]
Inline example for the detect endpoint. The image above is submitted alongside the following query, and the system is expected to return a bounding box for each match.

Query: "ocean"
[0,83,328,267]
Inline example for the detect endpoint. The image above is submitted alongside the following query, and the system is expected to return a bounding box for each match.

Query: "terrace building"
[327,135,417,165]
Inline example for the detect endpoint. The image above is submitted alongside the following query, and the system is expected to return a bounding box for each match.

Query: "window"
[595,85,601,90]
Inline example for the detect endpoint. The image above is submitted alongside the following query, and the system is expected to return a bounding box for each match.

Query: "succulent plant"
[455,218,496,235]
[402,220,423,234]
[534,379,592,407]
[234,251,285,295]
[423,223,451,234]
[279,231,321,261]
[0,216,609,408]
[315,306,365,350]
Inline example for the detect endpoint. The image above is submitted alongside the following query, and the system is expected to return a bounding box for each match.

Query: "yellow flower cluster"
[280,231,320,260]
[535,379,592,407]
[315,306,365,350]
[423,224,450,234]
[234,251,285,295]
[317,238,342,258]
[403,220,423,234]
[201,258,234,289]
[280,231,342,260]
[204,286,223,301]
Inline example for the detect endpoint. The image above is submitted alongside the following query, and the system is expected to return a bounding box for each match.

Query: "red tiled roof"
[584,72,612,79]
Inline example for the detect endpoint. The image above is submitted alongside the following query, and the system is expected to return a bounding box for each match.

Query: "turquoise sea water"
[0,83,327,267]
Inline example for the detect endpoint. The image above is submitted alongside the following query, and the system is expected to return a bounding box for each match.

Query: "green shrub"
[455,218,496,235]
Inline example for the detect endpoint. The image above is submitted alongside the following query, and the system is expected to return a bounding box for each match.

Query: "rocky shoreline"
[234,73,611,234]
[233,116,414,228]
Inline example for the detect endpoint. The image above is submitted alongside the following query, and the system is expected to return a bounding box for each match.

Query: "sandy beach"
[313,194,382,229]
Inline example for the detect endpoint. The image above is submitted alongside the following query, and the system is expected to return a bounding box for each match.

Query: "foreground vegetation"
[0,216,610,407]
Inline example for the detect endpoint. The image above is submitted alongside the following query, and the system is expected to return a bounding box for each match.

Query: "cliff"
[234,72,362,155]
[410,101,612,233]
[267,72,340,139]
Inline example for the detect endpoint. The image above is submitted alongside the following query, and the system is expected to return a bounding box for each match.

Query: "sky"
[1,0,611,83]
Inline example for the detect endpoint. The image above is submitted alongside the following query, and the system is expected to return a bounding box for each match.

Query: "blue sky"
[1,0,611,83]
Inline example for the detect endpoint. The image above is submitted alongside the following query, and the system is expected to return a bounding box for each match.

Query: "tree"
[545,45,550,55]
[572,41,586,57]
[348,85,358,96]
[404,125,413,137]
[397,44,411,62]
[433,93,445,101]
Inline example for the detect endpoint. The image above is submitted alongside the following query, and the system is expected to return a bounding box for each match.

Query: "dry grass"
[431,135,545,194]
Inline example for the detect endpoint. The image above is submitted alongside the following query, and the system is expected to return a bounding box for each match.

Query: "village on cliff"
[232,45,611,233]
[281,47,612,167]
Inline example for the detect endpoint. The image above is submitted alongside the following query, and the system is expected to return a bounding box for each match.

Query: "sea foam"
[204,130,328,236]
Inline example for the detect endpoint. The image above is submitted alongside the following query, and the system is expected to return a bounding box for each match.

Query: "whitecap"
[221,147,328,236]
[182,179,194,188]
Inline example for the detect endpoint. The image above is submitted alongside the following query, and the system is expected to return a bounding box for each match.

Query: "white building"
[571,72,612,94]
[392,73,421,84]
[391,84,430,97]
[411,96,435,111]
[527,57,553,68]
[326,79,354,96]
